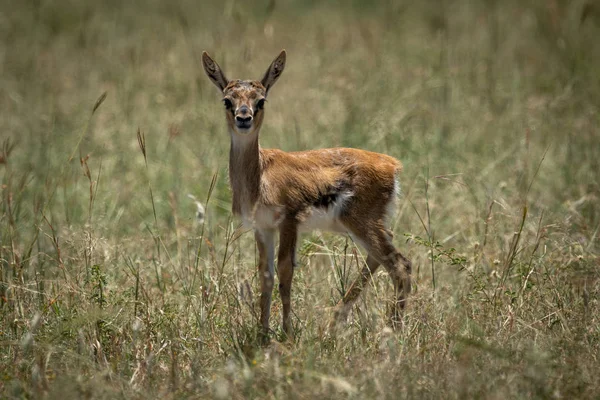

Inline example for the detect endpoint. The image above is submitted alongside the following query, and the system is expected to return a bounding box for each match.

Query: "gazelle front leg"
[277,219,298,337]
[255,229,275,340]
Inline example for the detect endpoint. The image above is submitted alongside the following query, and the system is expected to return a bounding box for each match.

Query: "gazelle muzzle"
[235,105,253,130]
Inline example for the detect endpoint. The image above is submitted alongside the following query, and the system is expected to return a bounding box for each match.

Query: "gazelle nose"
[236,115,252,123]
[235,105,253,124]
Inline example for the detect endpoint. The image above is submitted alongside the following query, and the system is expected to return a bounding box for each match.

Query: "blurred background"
[2,0,599,230]
[1,0,599,398]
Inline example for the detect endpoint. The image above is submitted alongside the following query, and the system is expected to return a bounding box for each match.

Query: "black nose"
[236,115,252,123]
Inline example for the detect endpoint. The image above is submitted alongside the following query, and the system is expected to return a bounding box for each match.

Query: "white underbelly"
[244,204,346,233]
[242,190,361,234]
[299,190,353,233]
[298,206,346,233]
[243,204,285,230]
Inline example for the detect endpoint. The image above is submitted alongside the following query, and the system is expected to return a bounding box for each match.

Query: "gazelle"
[202,50,412,338]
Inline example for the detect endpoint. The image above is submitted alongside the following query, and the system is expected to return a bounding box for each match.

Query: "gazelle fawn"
[202,50,411,339]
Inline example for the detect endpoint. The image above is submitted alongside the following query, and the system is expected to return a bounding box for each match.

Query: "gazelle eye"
[223,98,233,110]
[256,98,266,110]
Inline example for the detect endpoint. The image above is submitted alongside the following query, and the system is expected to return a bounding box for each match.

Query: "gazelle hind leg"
[386,250,412,328]
[345,221,412,329]
[332,254,380,326]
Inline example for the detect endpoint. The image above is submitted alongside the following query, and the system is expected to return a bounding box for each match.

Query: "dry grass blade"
[494,205,528,311]
[433,173,467,188]
[525,145,550,201]
[0,138,15,165]
[80,154,91,180]
[136,127,157,227]
[92,91,107,115]
[137,127,148,165]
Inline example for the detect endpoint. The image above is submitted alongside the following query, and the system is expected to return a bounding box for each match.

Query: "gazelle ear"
[202,51,229,91]
[261,50,286,95]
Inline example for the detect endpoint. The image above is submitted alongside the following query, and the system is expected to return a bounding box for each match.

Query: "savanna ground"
[1,0,599,398]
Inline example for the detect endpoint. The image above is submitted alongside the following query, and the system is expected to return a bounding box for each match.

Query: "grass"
[1,0,599,398]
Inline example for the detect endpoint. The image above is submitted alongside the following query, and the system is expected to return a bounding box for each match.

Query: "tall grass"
[1,0,599,398]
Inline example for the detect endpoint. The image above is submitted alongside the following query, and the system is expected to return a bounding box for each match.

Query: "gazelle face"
[202,50,286,136]
[222,80,267,135]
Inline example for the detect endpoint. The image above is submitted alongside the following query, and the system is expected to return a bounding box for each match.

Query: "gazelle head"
[202,50,286,136]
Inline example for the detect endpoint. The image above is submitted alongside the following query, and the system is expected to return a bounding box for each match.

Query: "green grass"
[1,0,599,398]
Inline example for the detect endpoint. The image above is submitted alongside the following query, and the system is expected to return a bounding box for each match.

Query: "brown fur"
[202,50,412,339]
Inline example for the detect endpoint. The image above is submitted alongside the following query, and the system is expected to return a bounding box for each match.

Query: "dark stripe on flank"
[314,192,338,208]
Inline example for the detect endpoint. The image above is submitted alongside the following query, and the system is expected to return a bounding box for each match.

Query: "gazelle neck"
[229,128,262,216]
